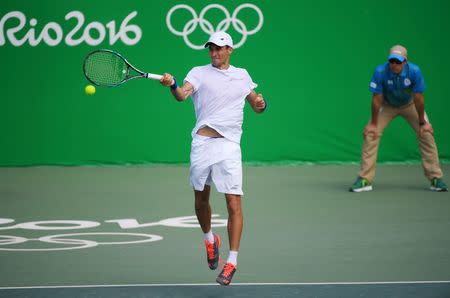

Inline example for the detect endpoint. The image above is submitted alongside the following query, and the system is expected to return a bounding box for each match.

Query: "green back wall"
[1,0,449,166]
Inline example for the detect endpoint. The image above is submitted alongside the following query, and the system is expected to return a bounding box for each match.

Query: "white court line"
[0,281,449,290]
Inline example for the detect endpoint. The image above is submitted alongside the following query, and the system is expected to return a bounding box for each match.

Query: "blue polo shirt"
[369,62,426,106]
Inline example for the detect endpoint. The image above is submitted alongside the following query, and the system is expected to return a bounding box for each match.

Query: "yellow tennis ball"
[85,85,95,95]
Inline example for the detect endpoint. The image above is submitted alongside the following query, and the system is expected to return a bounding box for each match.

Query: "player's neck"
[212,61,230,70]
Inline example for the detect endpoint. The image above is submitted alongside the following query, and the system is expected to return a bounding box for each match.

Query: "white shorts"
[190,134,243,195]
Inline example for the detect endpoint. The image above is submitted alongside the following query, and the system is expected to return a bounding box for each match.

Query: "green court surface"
[0,164,449,297]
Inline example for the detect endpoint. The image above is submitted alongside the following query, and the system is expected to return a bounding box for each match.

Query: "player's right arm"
[363,93,383,138]
[160,73,194,102]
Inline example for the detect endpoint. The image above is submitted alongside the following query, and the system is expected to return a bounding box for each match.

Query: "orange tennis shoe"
[216,262,237,286]
[205,234,221,270]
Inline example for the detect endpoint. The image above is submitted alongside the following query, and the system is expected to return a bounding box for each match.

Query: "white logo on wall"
[0,11,142,46]
[0,215,227,251]
[166,3,263,50]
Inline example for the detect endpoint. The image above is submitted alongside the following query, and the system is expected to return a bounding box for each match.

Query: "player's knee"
[226,195,242,214]
[195,194,209,204]
[194,189,210,205]
[195,199,210,213]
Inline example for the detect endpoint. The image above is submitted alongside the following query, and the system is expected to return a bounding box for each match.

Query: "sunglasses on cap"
[389,58,403,65]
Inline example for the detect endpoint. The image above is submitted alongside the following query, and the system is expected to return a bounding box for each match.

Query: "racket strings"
[84,51,128,86]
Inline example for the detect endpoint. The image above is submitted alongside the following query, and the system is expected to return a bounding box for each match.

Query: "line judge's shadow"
[325,181,433,192]
[354,182,432,192]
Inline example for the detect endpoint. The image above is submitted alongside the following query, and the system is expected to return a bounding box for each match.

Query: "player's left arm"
[413,92,433,136]
[246,90,267,114]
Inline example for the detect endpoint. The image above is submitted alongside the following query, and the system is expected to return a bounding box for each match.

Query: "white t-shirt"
[184,64,257,144]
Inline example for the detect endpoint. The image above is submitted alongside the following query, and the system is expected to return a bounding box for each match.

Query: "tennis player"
[160,31,267,285]
[349,45,447,192]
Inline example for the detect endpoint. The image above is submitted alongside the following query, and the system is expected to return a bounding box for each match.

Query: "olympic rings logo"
[0,215,227,251]
[0,233,162,251]
[166,3,264,50]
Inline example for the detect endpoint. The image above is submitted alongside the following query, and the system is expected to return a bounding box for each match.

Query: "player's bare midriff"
[196,126,224,138]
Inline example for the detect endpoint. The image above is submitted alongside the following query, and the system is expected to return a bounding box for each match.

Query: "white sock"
[227,250,238,266]
[204,230,214,243]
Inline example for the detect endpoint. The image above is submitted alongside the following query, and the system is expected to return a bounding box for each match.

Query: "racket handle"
[147,73,163,80]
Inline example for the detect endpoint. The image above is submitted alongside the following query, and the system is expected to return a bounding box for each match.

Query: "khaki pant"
[358,100,443,182]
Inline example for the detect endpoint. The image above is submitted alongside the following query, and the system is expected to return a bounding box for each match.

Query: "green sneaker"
[430,178,448,192]
[349,177,372,192]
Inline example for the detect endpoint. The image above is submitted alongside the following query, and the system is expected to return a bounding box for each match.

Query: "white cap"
[204,31,233,48]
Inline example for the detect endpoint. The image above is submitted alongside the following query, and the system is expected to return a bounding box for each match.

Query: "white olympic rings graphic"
[166,3,264,49]
[0,232,163,251]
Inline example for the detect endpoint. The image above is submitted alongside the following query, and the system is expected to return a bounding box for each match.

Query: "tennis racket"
[83,49,162,87]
